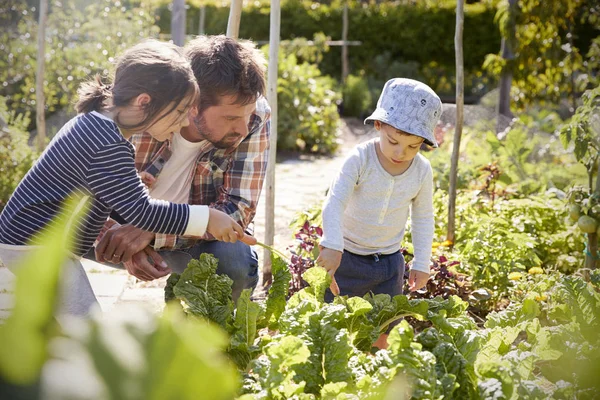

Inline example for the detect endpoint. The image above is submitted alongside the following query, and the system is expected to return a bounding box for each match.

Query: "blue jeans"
[85,241,259,302]
[324,250,404,303]
[158,241,259,302]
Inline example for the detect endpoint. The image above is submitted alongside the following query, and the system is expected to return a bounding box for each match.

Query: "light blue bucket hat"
[364,78,442,147]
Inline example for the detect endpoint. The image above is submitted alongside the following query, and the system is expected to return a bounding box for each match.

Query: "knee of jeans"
[206,241,258,280]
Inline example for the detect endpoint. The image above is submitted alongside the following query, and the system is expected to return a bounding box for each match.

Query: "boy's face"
[375,120,424,165]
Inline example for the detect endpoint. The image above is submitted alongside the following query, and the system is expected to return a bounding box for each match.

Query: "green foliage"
[0,195,88,385]
[428,114,587,195]
[267,37,341,153]
[436,191,585,301]
[341,74,372,118]
[157,0,502,92]
[477,272,600,399]
[170,253,235,329]
[260,250,291,330]
[0,96,37,211]
[559,86,600,171]
[1,0,159,129]
[484,0,600,110]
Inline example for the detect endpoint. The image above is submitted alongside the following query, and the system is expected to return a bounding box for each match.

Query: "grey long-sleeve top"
[320,139,434,273]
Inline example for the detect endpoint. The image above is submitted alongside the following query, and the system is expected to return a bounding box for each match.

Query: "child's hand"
[316,247,343,295]
[408,270,430,292]
[206,208,257,245]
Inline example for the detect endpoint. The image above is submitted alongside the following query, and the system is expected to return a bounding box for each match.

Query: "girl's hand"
[207,208,257,245]
[139,171,156,188]
[316,246,343,295]
[408,270,430,292]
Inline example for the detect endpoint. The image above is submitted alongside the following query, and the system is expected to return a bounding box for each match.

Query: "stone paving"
[0,118,374,317]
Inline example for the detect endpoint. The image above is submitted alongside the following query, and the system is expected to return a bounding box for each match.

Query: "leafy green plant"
[560,87,600,269]
[266,36,341,154]
[0,96,37,211]
[483,0,599,110]
[1,0,159,130]
[341,74,372,118]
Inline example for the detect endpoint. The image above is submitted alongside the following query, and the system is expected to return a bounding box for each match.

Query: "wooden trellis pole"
[447,0,464,245]
[262,0,281,286]
[226,0,243,39]
[341,2,349,82]
[171,0,186,46]
[36,0,48,152]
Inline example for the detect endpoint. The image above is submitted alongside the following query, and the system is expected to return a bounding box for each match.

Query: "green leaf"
[261,251,291,330]
[228,289,263,370]
[172,253,234,329]
[574,136,589,161]
[145,305,240,400]
[0,195,88,384]
[164,272,181,303]
[302,266,331,303]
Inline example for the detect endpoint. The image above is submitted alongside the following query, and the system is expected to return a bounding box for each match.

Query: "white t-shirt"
[150,132,205,204]
[320,139,434,273]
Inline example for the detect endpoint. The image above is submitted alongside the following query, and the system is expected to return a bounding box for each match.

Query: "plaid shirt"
[130,97,271,250]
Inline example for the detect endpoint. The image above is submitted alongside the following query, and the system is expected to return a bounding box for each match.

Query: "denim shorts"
[324,250,405,302]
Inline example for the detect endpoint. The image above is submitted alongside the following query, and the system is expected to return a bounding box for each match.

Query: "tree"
[484,0,598,112]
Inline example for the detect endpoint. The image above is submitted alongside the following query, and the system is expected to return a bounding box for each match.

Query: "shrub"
[268,38,341,154]
[341,74,371,118]
[1,0,159,131]
[0,96,37,211]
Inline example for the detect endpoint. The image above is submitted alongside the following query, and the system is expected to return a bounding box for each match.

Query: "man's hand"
[95,224,155,264]
[408,270,430,292]
[206,208,257,245]
[123,247,171,281]
[316,247,343,296]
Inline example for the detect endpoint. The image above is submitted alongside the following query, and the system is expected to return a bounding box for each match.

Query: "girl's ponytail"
[74,75,112,114]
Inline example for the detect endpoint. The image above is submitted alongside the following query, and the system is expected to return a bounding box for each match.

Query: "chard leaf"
[172,253,234,329]
[228,289,263,370]
[302,266,331,302]
[261,251,291,330]
[164,272,180,303]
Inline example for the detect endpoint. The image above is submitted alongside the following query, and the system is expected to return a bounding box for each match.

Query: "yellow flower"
[431,242,441,248]
[535,294,548,302]
[528,267,544,275]
[441,240,454,247]
[508,272,523,280]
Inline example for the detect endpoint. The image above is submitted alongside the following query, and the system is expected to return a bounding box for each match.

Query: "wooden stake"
[447,0,464,245]
[263,0,281,287]
[36,0,48,152]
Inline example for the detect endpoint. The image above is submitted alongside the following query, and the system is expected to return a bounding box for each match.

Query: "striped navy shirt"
[0,112,195,256]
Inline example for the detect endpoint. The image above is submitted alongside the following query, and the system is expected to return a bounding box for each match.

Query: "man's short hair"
[185,35,267,111]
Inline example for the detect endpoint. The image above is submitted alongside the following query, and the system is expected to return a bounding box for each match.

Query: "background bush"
[0,96,37,211]
[157,0,503,100]
[340,74,371,118]
[269,36,341,153]
[1,0,159,133]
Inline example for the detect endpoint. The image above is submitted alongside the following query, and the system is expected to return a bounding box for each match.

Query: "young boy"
[317,78,442,304]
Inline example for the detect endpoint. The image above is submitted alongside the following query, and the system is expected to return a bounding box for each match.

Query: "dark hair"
[184,35,266,111]
[75,39,200,131]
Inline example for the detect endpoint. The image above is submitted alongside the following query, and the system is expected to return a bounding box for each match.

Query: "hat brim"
[364,109,438,148]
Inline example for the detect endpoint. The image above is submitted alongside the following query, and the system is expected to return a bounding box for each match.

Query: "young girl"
[317,78,442,347]
[0,40,253,316]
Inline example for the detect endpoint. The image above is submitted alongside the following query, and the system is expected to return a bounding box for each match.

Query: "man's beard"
[193,115,242,149]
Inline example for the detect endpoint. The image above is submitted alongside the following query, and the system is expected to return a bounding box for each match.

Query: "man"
[93,35,270,301]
